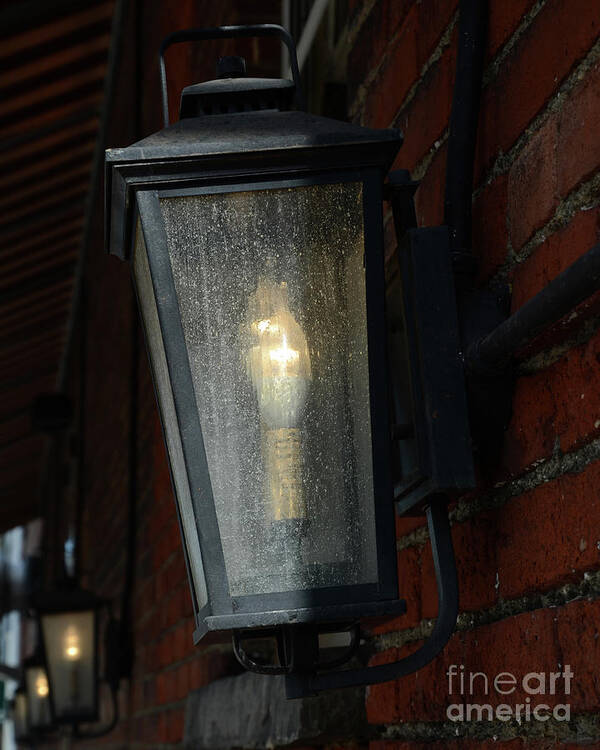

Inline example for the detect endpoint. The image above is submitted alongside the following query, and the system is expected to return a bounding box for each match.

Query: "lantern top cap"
[179,76,295,118]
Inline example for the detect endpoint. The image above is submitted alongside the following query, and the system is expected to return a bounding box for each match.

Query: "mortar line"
[482,0,549,88]
[481,168,600,293]
[372,566,600,653]
[351,11,458,125]
[474,34,600,200]
[397,436,600,551]
[377,713,600,743]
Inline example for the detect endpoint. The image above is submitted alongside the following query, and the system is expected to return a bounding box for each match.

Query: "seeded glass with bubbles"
[159,181,378,597]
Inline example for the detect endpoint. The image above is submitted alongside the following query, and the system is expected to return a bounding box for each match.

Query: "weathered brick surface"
[392,33,457,170]
[507,116,559,252]
[511,208,600,310]
[504,328,600,474]
[368,599,600,724]
[472,173,509,281]
[476,0,600,181]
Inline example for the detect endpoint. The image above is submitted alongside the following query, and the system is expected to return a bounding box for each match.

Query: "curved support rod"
[159,24,304,127]
[73,683,119,740]
[286,496,458,696]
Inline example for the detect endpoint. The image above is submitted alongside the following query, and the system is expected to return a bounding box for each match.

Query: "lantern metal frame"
[125,158,406,643]
[106,23,469,698]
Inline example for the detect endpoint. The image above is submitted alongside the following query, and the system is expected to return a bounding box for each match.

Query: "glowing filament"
[36,674,49,697]
[64,625,81,660]
[269,334,300,372]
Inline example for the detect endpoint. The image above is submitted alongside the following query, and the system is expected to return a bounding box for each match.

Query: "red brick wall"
[347,0,600,747]
[66,0,600,748]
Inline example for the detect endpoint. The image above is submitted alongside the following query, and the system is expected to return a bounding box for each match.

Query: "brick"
[153,516,181,570]
[414,142,447,228]
[166,707,185,743]
[175,660,190,700]
[476,0,600,180]
[157,710,169,743]
[362,6,419,129]
[366,631,464,723]
[368,600,600,724]
[503,328,600,475]
[495,460,600,600]
[422,513,498,618]
[487,0,537,60]
[394,30,457,171]
[511,208,600,310]
[507,117,559,252]
[172,620,192,663]
[473,173,509,281]
[465,604,598,713]
[155,671,170,705]
[414,0,458,70]
[555,601,600,711]
[348,0,413,96]
[396,514,426,538]
[147,499,173,549]
[557,60,600,197]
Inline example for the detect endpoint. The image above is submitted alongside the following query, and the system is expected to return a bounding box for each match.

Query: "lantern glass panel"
[134,226,209,611]
[155,180,378,597]
[41,610,94,720]
[25,667,52,729]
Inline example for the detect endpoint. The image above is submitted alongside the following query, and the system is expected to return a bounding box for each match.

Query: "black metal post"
[444,0,488,270]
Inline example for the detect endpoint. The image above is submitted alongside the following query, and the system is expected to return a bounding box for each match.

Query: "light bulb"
[246,276,311,521]
[36,674,49,697]
[64,625,81,661]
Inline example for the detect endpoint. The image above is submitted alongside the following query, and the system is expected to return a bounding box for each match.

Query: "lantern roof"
[105,110,403,258]
[106,110,402,165]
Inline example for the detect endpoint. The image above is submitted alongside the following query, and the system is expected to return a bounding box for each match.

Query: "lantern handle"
[159,24,304,127]
[285,495,458,697]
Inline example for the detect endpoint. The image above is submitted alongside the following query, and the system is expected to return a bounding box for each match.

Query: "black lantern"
[36,587,101,725]
[106,25,469,697]
[24,652,52,732]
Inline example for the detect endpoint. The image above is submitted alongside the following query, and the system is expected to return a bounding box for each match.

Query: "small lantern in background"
[24,653,52,732]
[36,587,101,725]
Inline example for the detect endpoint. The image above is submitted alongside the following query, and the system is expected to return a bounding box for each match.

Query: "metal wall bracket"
[384,172,475,515]
[283,495,458,697]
